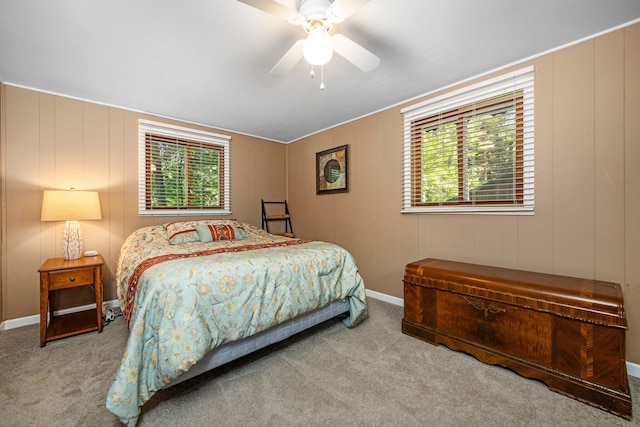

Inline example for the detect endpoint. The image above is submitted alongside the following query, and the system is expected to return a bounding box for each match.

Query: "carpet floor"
[1,298,638,426]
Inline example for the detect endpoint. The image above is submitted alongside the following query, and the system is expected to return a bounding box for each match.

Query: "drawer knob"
[69,277,75,282]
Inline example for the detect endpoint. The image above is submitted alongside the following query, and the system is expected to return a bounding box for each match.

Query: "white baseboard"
[2,291,639,380]
[4,295,401,329]
[366,289,404,306]
[0,299,121,331]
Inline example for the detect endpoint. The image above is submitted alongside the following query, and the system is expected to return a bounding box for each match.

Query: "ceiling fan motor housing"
[299,0,333,21]
[240,0,380,76]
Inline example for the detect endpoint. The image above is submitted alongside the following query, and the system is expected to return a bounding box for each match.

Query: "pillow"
[164,221,201,245]
[195,223,248,243]
[163,219,246,244]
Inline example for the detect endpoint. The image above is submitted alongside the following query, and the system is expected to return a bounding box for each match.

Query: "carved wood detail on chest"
[460,295,518,317]
[401,258,631,420]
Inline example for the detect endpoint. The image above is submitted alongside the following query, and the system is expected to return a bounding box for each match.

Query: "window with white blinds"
[401,66,535,214]
[138,119,231,216]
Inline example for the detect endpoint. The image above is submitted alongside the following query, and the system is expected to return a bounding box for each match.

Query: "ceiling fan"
[238,0,380,78]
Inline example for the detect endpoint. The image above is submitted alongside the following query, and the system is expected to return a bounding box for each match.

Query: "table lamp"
[41,189,102,260]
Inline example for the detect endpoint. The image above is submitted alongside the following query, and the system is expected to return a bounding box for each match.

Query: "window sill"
[139,209,232,217]
[401,206,534,215]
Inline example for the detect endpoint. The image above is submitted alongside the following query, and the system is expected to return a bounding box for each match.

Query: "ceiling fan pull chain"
[310,66,315,79]
[320,65,325,90]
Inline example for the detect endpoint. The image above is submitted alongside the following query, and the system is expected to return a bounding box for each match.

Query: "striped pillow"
[195,223,248,242]
[164,219,242,245]
[164,222,200,245]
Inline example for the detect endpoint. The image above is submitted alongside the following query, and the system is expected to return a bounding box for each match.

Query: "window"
[138,120,231,216]
[402,67,534,214]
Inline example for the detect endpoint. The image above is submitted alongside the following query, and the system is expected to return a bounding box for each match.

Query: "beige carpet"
[1,298,638,426]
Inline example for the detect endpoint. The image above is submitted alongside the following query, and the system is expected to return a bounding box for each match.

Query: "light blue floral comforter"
[106,222,367,426]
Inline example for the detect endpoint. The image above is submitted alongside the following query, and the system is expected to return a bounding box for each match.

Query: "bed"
[106,219,368,426]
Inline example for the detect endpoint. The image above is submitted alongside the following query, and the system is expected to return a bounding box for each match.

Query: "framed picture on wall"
[316,144,348,195]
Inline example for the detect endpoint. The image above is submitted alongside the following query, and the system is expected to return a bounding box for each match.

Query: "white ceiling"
[1,1,640,143]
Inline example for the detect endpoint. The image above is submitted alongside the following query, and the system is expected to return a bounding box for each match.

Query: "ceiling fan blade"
[236,0,300,22]
[332,34,380,72]
[270,39,305,77]
[327,0,369,22]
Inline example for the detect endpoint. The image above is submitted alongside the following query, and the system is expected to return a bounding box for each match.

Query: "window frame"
[402,66,534,214]
[138,119,231,216]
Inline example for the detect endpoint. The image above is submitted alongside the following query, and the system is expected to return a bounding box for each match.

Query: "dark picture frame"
[316,144,348,195]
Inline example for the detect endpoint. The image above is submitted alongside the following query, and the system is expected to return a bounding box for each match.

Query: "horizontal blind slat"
[402,66,534,214]
[139,120,232,215]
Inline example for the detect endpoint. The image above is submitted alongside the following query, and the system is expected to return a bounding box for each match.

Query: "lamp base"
[62,220,84,260]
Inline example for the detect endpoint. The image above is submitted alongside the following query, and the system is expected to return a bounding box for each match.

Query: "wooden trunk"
[401,258,631,420]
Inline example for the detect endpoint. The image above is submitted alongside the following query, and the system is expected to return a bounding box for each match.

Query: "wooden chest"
[401,258,631,420]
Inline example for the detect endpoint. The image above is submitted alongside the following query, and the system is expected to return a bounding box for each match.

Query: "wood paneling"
[287,24,640,365]
[551,41,595,278]
[5,87,42,317]
[0,83,3,321]
[624,19,640,370]
[1,86,286,319]
[106,107,125,300]
[594,30,625,283]
[517,56,554,274]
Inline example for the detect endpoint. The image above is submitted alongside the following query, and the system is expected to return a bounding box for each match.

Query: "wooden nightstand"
[39,255,104,347]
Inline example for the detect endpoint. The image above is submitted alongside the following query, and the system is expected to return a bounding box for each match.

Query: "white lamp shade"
[41,190,102,221]
[303,25,334,66]
[41,190,102,260]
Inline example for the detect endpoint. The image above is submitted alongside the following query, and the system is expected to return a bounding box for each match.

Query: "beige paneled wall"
[286,24,640,363]
[0,85,286,320]
[625,23,640,366]
[0,83,4,322]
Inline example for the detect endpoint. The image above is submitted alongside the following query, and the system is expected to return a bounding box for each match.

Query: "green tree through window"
[421,122,458,202]
[418,97,521,206]
[146,134,223,209]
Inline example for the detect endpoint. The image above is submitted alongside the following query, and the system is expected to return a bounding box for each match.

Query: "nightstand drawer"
[49,268,95,290]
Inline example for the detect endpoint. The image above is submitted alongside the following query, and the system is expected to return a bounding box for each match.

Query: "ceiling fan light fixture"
[303,24,333,66]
